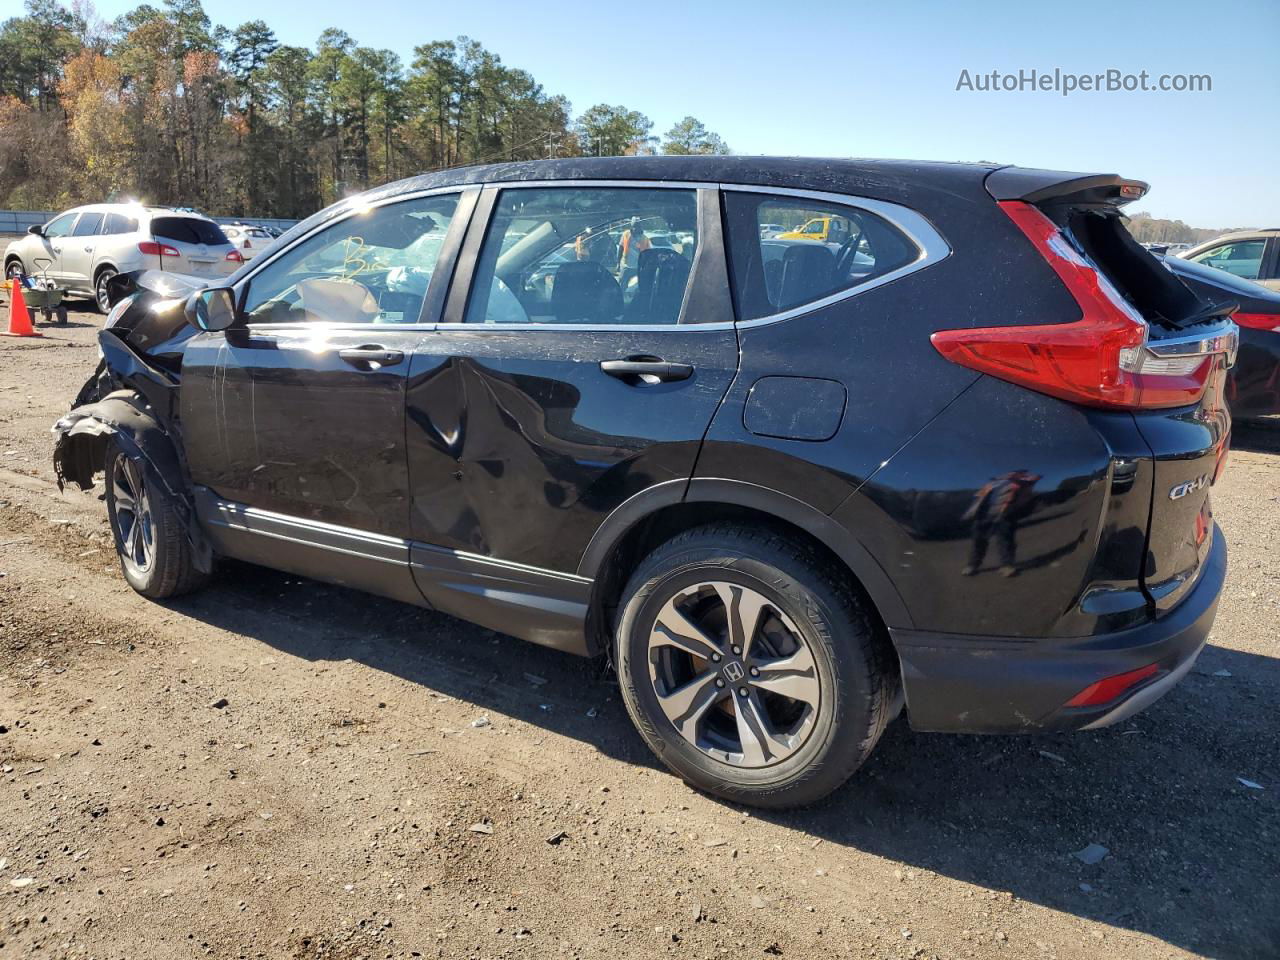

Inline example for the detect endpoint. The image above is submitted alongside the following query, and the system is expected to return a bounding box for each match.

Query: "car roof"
[356,156,1003,202]
[278,156,1143,251]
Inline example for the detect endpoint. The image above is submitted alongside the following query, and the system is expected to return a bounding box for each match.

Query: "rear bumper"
[892,526,1226,734]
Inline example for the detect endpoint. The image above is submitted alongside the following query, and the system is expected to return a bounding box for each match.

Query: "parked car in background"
[221,224,275,261]
[1179,229,1280,292]
[1160,253,1280,419]
[54,157,1235,808]
[4,204,241,312]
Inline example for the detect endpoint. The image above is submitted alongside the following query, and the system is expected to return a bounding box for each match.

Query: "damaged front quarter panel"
[52,327,214,573]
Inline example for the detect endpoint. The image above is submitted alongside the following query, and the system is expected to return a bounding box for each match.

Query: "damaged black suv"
[55,157,1236,808]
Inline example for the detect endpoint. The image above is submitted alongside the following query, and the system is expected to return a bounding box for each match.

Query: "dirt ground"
[1,298,1277,960]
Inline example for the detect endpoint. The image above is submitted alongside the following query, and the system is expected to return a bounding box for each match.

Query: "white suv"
[4,203,242,312]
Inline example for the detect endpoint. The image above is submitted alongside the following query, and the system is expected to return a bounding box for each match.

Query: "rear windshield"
[151,216,228,245]
[1071,211,1201,327]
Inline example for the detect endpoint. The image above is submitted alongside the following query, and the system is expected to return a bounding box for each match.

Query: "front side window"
[71,213,103,236]
[242,193,460,325]
[464,187,699,326]
[1190,239,1266,280]
[724,193,919,321]
[43,213,76,238]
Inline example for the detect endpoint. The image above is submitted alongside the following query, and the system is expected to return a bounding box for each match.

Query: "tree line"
[1124,212,1251,246]
[0,0,731,219]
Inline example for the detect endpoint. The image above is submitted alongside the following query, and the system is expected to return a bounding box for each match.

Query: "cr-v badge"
[1169,474,1211,500]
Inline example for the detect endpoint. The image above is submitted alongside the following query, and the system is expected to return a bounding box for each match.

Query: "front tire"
[614,524,897,809]
[5,259,23,283]
[104,439,208,598]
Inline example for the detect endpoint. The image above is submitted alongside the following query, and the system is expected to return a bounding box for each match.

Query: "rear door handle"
[339,345,404,368]
[600,359,694,382]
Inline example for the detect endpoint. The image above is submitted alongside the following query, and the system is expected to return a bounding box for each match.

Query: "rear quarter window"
[151,217,229,245]
[723,192,919,321]
[103,213,139,235]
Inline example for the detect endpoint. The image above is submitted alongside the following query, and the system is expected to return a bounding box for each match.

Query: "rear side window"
[723,192,919,321]
[103,213,138,235]
[464,186,699,326]
[151,217,228,245]
[72,213,103,236]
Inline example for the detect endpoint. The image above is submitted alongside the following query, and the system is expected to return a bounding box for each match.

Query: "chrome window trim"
[483,178,719,191]
[719,183,951,329]
[233,180,950,335]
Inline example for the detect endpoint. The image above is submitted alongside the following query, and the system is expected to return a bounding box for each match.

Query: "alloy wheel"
[111,455,154,575]
[95,271,115,312]
[646,580,821,767]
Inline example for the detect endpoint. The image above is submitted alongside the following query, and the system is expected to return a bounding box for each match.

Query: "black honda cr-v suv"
[55,157,1236,807]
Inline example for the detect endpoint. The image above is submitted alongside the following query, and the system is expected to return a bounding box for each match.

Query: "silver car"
[221,224,275,261]
[3,203,241,312]
[1179,228,1280,293]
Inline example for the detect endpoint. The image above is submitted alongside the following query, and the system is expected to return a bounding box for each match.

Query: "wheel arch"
[53,390,213,573]
[580,478,912,658]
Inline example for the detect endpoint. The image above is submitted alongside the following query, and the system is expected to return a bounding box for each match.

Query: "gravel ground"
[1,298,1277,960]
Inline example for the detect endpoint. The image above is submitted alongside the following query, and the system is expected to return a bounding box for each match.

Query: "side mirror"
[27,224,44,237]
[185,287,238,332]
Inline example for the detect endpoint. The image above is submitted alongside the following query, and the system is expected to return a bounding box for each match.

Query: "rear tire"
[614,523,897,809]
[104,439,209,598]
[5,258,23,283]
[94,267,117,313]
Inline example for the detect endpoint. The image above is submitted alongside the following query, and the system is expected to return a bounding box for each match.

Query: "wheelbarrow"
[21,257,69,325]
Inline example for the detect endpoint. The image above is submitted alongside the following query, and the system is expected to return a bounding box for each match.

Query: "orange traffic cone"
[3,277,42,337]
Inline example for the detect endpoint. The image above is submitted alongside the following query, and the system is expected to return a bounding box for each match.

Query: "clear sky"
[76,0,1280,227]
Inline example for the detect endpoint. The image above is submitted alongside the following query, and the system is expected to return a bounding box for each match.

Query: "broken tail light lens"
[931,201,1214,410]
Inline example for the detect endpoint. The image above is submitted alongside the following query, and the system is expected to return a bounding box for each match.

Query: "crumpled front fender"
[52,391,213,573]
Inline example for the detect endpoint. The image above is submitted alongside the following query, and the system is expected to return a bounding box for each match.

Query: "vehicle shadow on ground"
[168,559,1280,960]
[1234,419,1280,454]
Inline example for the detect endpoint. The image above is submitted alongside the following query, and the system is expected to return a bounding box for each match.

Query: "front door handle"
[339,345,404,368]
[600,358,694,383]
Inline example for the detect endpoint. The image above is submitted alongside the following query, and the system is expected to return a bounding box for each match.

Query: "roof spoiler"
[985,167,1149,209]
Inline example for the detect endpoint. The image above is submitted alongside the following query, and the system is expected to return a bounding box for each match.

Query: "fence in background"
[1,209,302,237]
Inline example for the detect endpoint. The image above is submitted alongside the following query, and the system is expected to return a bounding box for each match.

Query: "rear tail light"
[243,238,252,248]
[226,249,244,263]
[138,241,180,257]
[1233,312,1280,332]
[1064,662,1159,707]
[931,201,1219,410]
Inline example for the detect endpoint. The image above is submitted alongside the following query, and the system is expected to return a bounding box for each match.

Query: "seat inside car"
[625,248,691,324]
[550,260,622,323]
[778,244,837,310]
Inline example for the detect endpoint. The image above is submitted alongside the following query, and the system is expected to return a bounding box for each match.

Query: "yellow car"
[776,215,855,244]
